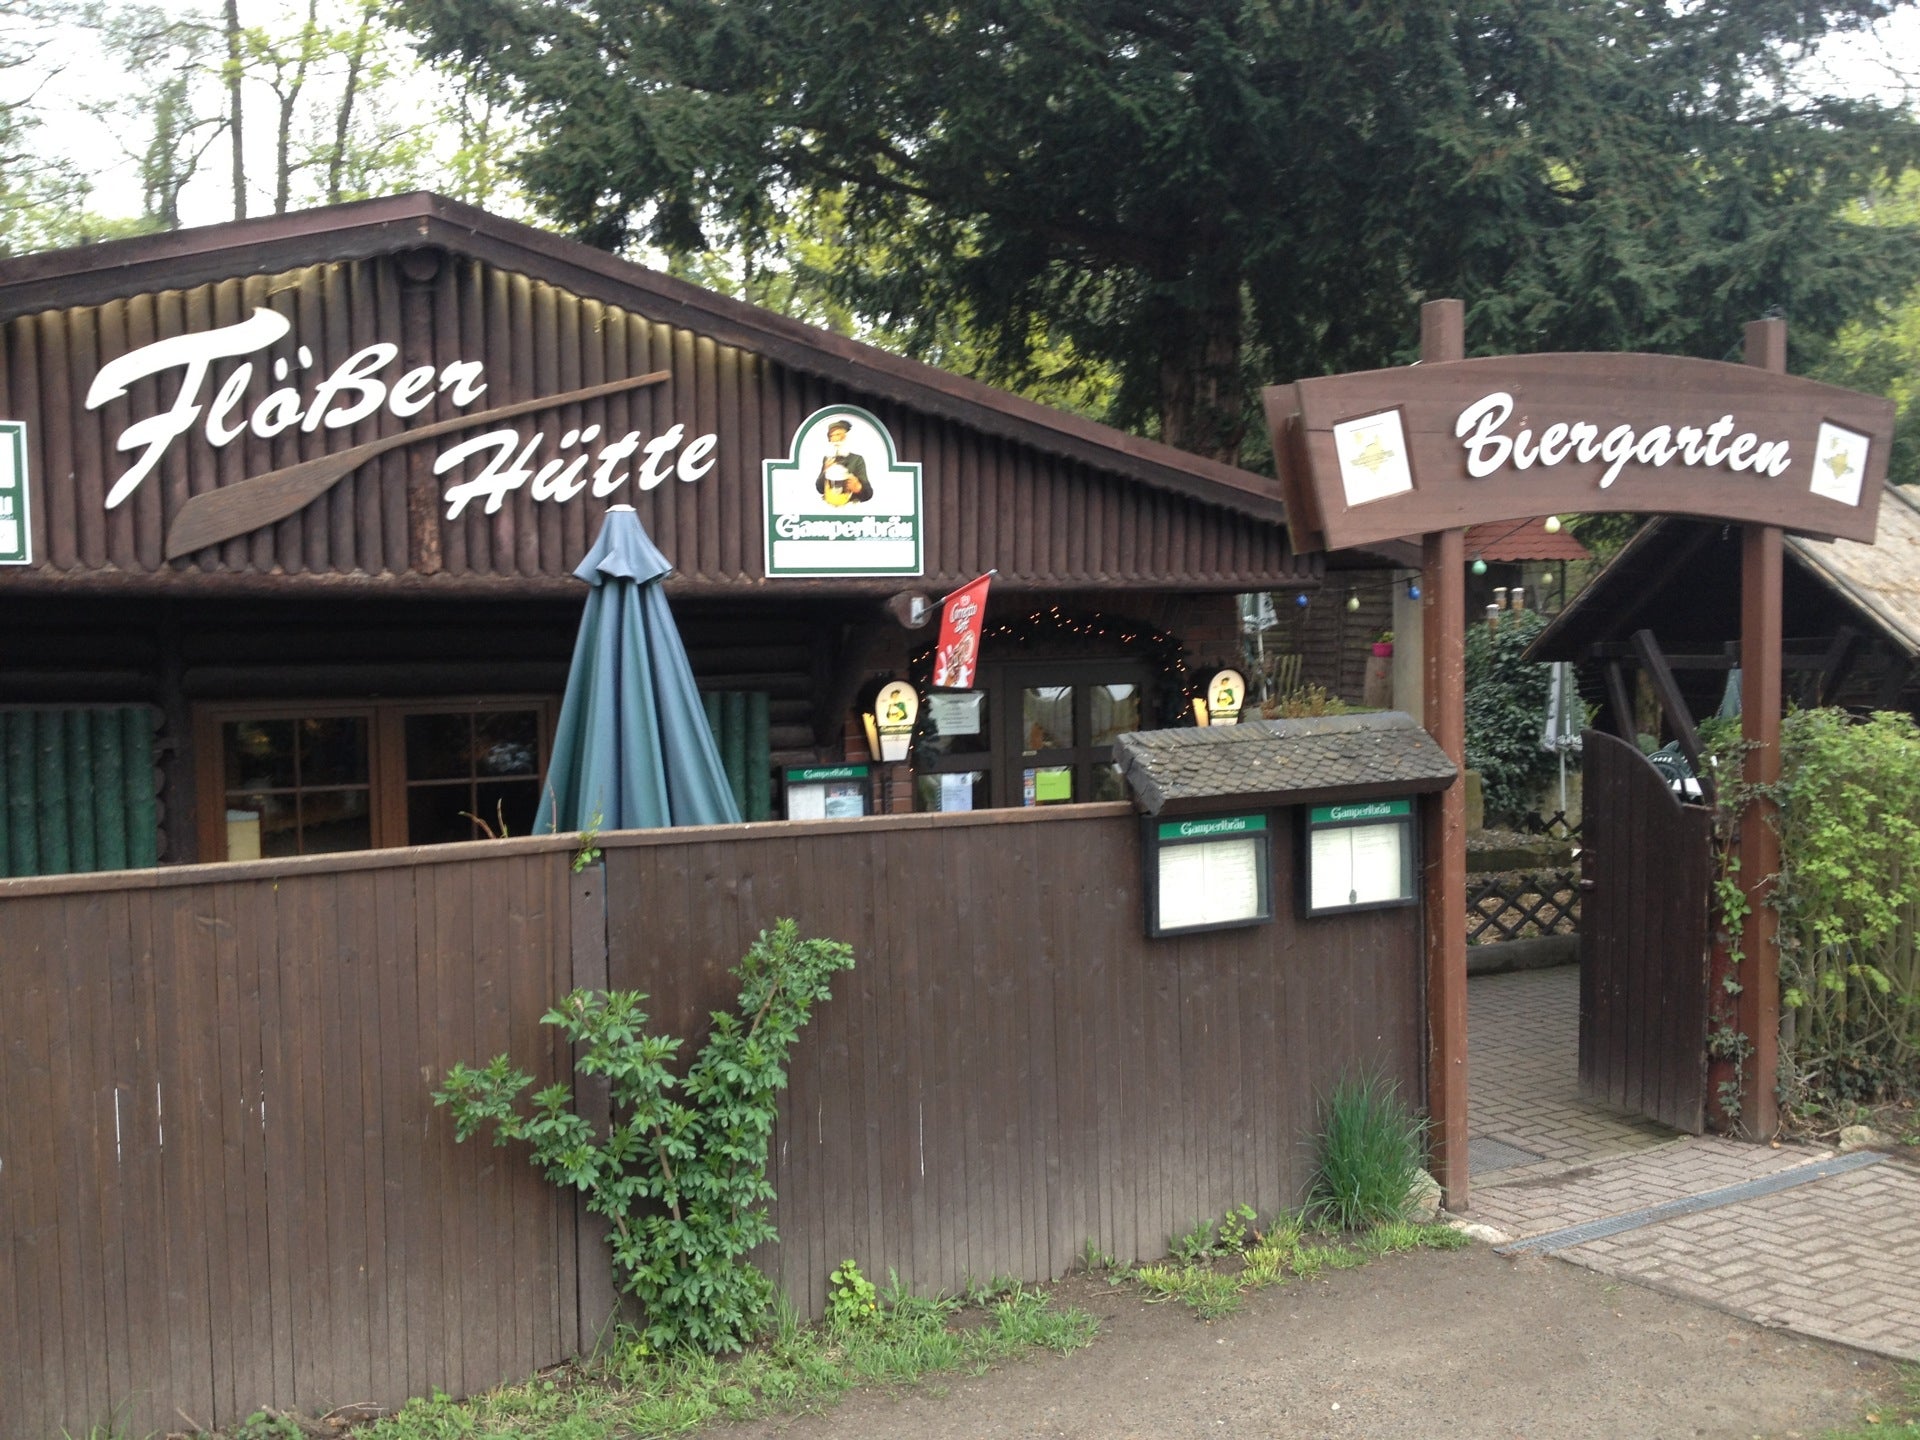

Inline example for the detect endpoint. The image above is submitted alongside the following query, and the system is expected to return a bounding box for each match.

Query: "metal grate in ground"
[1493,1151,1888,1255]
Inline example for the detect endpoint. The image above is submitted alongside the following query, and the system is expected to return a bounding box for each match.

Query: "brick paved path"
[1465,965,1920,1363]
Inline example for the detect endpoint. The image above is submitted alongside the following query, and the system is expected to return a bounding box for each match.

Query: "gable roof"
[1464,517,1592,564]
[0,192,1286,529]
[1528,485,1920,663]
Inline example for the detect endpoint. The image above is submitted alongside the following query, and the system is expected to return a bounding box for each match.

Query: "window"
[196,698,554,861]
[916,660,1149,810]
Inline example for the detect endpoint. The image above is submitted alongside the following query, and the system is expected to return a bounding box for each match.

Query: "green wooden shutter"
[0,707,161,878]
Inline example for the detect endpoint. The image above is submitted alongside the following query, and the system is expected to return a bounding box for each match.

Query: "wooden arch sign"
[1266,353,1895,554]
[1262,312,1898,1215]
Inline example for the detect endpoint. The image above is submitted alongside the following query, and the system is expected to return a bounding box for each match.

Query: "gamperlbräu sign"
[1266,353,1897,551]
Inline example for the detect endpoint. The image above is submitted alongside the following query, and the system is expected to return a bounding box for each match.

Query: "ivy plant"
[1464,610,1554,825]
[433,919,856,1353]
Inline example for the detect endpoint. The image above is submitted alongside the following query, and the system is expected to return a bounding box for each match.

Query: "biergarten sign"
[1267,352,1897,552]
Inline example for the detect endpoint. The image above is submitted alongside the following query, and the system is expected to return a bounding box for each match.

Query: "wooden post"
[570,863,621,1350]
[1737,315,1785,1138]
[1419,299,1470,1210]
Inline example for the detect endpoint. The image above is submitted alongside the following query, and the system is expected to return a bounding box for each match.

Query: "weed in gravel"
[1822,1364,1920,1438]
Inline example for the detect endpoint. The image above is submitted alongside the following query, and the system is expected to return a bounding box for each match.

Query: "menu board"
[784,765,871,820]
[1146,814,1273,937]
[1303,799,1417,915]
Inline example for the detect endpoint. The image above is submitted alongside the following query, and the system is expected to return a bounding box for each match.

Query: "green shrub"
[1774,709,1920,1108]
[1465,609,1554,824]
[1308,1073,1426,1231]
[433,919,855,1354]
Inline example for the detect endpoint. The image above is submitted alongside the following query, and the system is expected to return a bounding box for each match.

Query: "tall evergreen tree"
[390,0,1920,463]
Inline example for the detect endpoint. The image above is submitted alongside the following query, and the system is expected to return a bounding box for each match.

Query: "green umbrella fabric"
[536,505,741,833]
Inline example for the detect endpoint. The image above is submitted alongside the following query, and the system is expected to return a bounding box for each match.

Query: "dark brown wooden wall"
[0,254,1308,594]
[1,805,1422,1436]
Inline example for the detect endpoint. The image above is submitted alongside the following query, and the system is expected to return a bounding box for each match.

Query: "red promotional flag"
[932,572,993,690]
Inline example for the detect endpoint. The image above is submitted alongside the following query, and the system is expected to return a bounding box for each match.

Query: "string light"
[1471,556,1488,576]
[1345,590,1360,613]
[1544,515,1563,534]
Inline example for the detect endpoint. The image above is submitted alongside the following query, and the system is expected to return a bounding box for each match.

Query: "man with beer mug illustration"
[815,417,873,506]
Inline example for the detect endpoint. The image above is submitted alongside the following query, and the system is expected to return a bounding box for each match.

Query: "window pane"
[298,716,369,786]
[476,779,542,838]
[916,769,988,813]
[1089,762,1128,803]
[228,791,296,857]
[225,721,296,790]
[921,691,990,757]
[300,789,372,854]
[405,712,473,781]
[1090,684,1142,748]
[474,711,540,776]
[1023,765,1073,806]
[408,783,481,846]
[1022,687,1073,753]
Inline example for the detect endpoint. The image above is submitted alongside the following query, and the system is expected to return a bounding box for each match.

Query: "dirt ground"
[720,1245,1902,1440]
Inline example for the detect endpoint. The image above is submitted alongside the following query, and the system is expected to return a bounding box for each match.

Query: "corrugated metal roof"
[1115,712,1457,814]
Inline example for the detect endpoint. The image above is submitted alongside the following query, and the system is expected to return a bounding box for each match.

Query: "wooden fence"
[3,803,1423,1437]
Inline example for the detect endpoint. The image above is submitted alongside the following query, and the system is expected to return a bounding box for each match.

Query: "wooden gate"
[1578,729,1715,1133]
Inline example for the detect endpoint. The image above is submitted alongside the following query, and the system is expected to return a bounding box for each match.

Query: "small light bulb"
[1472,557,1488,576]
[1408,583,1421,600]
[1544,515,1563,534]
[1346,591,1360,612]
[1295,593,1310,607]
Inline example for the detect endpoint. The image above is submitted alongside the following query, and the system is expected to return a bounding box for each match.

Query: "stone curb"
[1467,933,1578,976]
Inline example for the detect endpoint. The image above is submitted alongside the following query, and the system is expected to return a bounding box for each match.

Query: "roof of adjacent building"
[1529,484,1920,663]
[1464,518,1593,564]
[1114,711,1457,815]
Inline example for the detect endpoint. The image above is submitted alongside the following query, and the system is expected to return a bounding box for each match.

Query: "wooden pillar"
[1737,318,1785,1138]
[1419,299,1470,1210]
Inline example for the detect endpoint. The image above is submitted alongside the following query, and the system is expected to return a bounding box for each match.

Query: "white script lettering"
[1454,391,1794,490]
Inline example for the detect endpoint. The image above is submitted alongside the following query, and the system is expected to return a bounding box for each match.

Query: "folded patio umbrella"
[535,505,742,833]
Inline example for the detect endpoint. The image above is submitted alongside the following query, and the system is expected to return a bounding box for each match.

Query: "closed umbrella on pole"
[536,505,741,834]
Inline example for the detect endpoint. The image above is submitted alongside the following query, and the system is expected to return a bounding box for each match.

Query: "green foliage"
[433,919,856,1354]
[1308,1073,1428,1232]
[395,0,1920,464]
[1134,1200,1464,1320]
[1773,710,1920,1110]
[1465,611,1555,825]
[1812,175,1920,490]
[825,1259,878,1330]
[353,1283,1095,1440]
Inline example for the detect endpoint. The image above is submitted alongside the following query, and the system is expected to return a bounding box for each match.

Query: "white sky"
[19,0,1920,232]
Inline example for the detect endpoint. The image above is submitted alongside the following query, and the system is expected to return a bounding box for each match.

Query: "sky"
[19,0,1920,233]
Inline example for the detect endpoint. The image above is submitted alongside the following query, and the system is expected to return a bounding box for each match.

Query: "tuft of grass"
[1821,1364,1920,1439]
[1309,1073,1427,1231]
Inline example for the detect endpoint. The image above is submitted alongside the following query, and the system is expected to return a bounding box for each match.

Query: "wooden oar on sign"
[163,369,672,560]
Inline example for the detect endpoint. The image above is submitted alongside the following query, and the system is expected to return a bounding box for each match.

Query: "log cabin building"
[0,193,1371,876]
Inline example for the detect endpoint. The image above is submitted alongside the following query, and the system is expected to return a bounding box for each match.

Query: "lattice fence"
[1467,869,1580,944]
[1521,809,1583,843]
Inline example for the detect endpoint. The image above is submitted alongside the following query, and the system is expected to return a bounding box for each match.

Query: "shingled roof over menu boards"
[0,192,1318,595]
[1114,712,1458,815]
